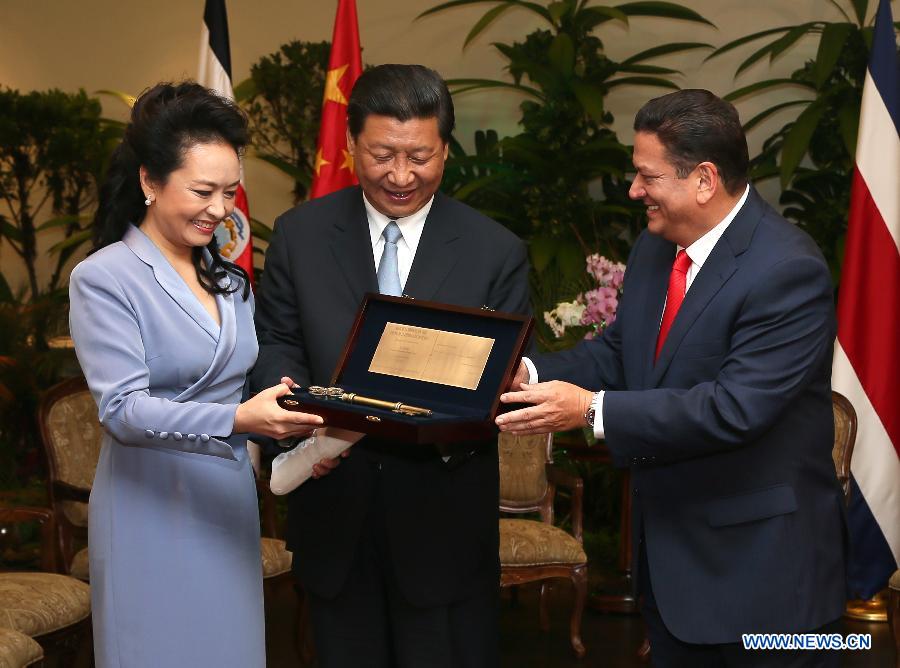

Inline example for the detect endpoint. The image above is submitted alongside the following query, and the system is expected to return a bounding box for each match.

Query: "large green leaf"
[572,81,606,122]
[35,214,82,232]
[616,63,681,75]
[734,40,783,77]
[742,100,810,132]
[768,23,820,61]
[418,0,552,23]
[813,23,855,88]
[837,100,860,158]
[547,0,572,23]
[464,3,515,47]
[47,229,90,255]
[253,152,310,187]
[0,218,22,243]
[780,100,827,187]
[621,42,713,65]
[576,5,629,29]
[849,0,868,26]
[604,76,680,90]
[548,33,575,75]
[249,217,273,243]
[614,2,715,27]
[417,1,503,19]
[724,78,815,101]
[95,89,136,108]
[0,272,12,304]
[446,78,543,99]
[232,78,257,103]
[453,171,511,200]
[705,26,795,61]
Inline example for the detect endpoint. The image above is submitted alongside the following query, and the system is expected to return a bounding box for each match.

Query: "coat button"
[173,432,183,440]
[200,434,210,443]
[159,431,169,439]
[187,434,197,441]
[144,430,154,438]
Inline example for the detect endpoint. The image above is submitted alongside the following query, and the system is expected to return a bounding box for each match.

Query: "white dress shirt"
[523,185,750,439]
[364,193,451,460]
[364,193,433,292]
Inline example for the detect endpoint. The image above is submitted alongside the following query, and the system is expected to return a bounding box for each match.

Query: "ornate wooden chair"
[830,390,857,504]
[0,627,44,667]
[37,377,99,580]
[0,507,90,666]
[498,432,588,657]
[39,377,305,658]
[38,377,296,583]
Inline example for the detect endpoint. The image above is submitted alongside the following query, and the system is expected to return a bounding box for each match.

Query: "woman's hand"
[234,379,323,439]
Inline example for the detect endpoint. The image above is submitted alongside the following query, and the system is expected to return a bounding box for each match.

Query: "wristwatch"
[584,392,600,428]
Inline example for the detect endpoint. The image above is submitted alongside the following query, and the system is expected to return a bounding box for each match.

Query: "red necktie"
[655,249,692,361]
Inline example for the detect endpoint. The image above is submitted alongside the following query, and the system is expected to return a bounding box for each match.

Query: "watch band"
[584,392,600,428]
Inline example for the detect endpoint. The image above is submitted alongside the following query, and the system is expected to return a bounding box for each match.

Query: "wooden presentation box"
[277,294,534,444]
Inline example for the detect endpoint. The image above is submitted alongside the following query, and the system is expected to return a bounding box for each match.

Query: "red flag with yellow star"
[309,0,363,199]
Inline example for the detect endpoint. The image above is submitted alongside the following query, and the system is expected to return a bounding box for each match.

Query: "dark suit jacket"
[534,188,846,643]
[251,186,530,607]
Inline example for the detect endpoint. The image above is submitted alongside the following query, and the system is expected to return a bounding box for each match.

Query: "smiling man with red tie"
[497,90,847,666]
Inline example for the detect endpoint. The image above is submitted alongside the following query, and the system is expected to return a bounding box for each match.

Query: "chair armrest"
[546,464,584,544]
[52,481,91,504]
[0,507,58,572]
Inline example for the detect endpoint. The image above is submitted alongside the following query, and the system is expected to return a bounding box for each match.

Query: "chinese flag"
[309,0,363,199]
[198,0,254,283]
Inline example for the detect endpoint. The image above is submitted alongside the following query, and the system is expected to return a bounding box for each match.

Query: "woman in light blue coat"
[69,83,322,667]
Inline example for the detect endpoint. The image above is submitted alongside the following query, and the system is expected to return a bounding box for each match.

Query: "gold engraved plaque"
[368,322,495,390]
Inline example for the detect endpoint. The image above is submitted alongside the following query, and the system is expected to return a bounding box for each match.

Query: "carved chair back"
[498,432,554,523]
[831,390,857,505]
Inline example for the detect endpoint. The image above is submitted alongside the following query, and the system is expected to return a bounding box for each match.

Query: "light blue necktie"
[377,220,403,296]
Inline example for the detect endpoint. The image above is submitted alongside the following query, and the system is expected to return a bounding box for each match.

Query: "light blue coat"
[69,225,264,667]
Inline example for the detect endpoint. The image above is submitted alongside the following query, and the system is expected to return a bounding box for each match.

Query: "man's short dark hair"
[347,64,455,143]
[634,89,749,195]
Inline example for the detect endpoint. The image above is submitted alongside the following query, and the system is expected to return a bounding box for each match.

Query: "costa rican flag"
[832,0,899,599]
[198,0,254,283]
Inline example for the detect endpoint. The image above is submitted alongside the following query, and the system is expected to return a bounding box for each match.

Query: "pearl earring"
[144,195,152,206]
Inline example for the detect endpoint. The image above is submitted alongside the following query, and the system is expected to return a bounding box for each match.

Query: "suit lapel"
[404,193,461,300]
[329,190,379,301]
[649,187,765,386]
[637,240,675,389]
[123,225,220,341]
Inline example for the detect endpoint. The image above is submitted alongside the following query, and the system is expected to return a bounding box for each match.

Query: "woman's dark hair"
[634,89,749,195]
[347,64,455,142]
[92,81,251,299]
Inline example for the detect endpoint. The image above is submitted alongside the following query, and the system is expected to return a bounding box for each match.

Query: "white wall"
[1,0,892,292]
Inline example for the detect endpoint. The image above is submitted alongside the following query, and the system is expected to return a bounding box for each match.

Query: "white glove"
[269,427,363,495]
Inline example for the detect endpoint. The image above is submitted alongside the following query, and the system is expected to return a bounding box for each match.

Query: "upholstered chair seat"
[498,433,588,658]
[0,573,90,639]
[0,508,92,664]
[67,549,89,583]
[500,519,587,566]
[0,627,44,668]
[260,538,292,578]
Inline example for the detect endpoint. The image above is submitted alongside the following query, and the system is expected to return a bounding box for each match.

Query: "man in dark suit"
[251,64,530,668]
[496,90,846,666]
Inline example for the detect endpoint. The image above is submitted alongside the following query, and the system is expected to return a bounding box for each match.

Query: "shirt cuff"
[593,391,606,440]
[522,357,539,385]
